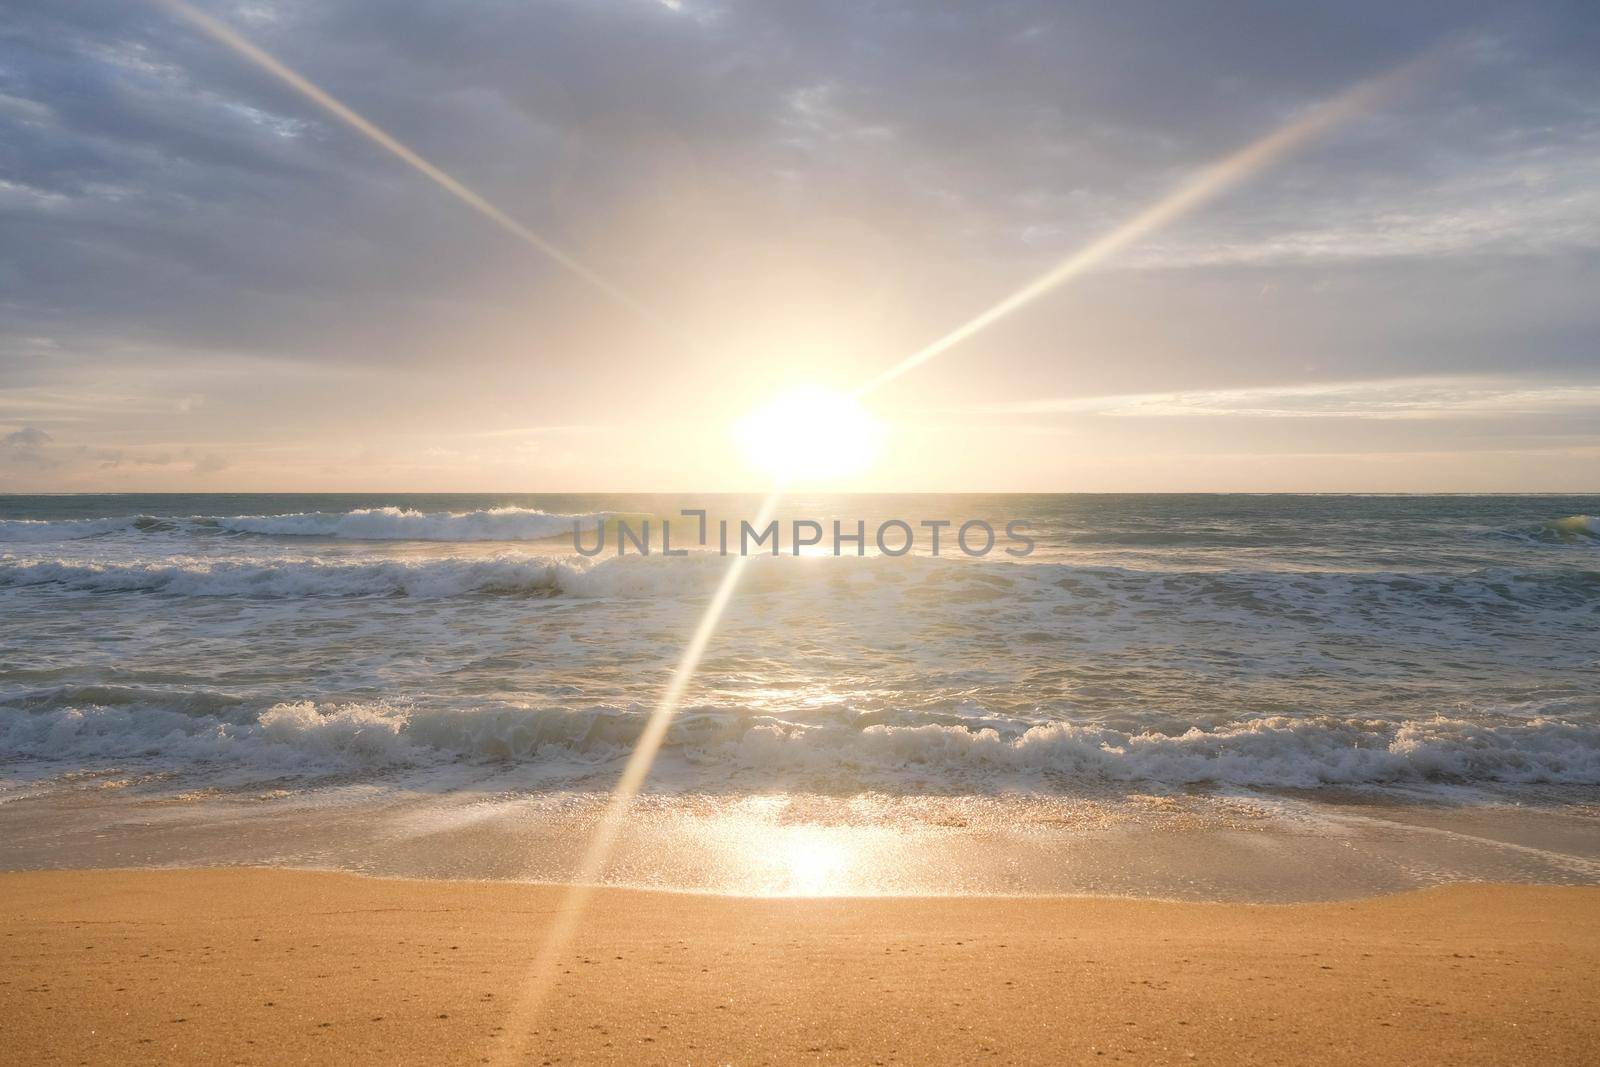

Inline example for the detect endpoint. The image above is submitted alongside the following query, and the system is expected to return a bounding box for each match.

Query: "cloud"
[0,425,55,466]
[190,451,231,474]
[4,1,1598,366]
[3,426,51,447]
[94,447,174,469]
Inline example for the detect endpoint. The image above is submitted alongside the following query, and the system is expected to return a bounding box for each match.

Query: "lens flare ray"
[852,51,1441,401]
[490,488,783,1065]
[153,0,669,330]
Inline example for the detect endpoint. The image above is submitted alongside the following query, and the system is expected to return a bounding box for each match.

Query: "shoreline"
[6,782,1599,901]
[4,868,1597,1064]
[2,857,1598,904]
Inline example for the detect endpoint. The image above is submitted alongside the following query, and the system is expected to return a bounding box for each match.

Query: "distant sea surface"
[3,493,1598,896]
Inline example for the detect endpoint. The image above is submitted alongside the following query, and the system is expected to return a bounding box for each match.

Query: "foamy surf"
[3,697,1597,789]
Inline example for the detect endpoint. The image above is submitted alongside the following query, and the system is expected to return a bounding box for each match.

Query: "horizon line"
[3,488,1598,498]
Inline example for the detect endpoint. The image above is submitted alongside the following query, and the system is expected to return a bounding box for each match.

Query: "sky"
[2,0,1598,492]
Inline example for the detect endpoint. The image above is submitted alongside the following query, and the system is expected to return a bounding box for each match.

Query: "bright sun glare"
[780,831,851,896]
[734,386,883,484]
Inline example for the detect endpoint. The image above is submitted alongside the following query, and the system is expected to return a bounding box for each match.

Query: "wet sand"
[1,868,1596,1065]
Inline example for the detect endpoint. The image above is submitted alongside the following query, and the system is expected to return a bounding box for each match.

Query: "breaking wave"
[3,697,1597,788]
[0,507,601,543]
[2,552,1596,618]
[212,506,600,541]
[0,555,596,598]
[0,515,171,542]
[1541,514,1600,541]
[6,508,1597,555]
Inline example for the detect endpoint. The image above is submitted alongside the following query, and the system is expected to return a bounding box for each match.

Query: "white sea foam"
[772,714,1600,787]
[3,698,1597,788]
[0,701,419,773]
[215,506,600,541]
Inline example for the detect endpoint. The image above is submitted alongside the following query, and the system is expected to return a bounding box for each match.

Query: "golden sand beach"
[2,869,1596,1065]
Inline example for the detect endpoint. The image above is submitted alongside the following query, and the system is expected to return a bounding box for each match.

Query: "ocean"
[3,493,1598,897]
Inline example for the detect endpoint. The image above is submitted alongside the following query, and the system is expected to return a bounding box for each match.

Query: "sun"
[734,386,884,485]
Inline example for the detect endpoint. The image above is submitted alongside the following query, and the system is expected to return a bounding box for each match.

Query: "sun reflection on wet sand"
[774,829,852,896]
[609,793,1035,897]
[597,793,994,897]
[699,806,900,897]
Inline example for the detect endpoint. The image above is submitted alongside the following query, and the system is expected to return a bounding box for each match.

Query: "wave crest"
[0,507,601,543]
[215,506,597,541]
[0,555,589,598]
[0,516,160,542]
[1543,514,1600,540]
[4,698,1597,788]
[3,553,1597,611]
